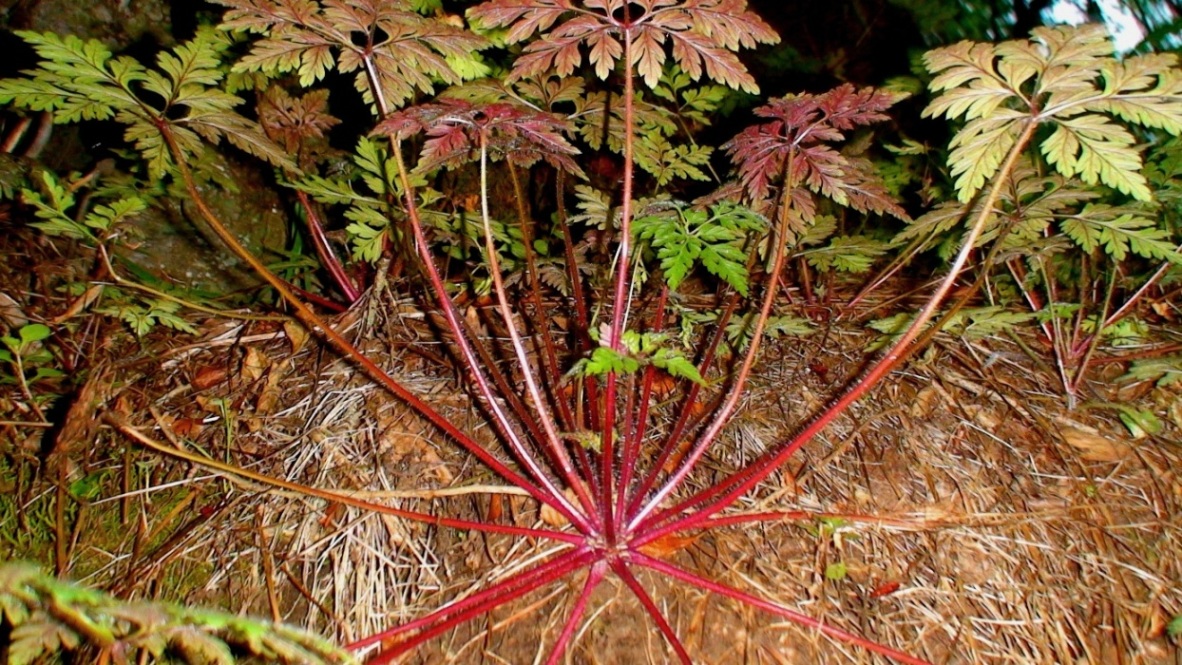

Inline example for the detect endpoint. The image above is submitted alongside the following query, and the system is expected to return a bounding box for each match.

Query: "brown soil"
[0,219,1179,665]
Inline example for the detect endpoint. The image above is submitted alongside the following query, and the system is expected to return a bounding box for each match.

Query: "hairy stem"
[105,413,578,543]
[637,118,1040,541]
[477,134,599,526]
[631,553,932,665]
[599,28,641,540]
[507,163,575,431]
[616,287,669,523]
[628,183,796,529]
[624,291,740,519]
[386,138,593,532]
[295,190,360,302]
[354,548,598,663]
[158,122,582,528]
[613,559,693,664]
[544,560,607,665]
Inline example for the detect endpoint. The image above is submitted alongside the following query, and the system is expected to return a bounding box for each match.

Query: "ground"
[0,218,1179,664]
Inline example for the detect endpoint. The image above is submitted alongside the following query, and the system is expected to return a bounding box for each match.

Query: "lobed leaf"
[471,0,775,91]
[214,0,488,114]
[1060,203,1182,263]
[725,84,905,219]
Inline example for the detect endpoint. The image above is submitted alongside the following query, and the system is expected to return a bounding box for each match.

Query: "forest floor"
[0,220,1180,665]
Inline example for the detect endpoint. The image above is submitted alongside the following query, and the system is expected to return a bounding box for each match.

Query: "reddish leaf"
[724,84,908,221]
[637,531,700,559]
[192,365,229,390]
[487,494,504,522]
[257,86,340,153]
[171,417,203,438]
[373,98,585,177]
[470,0,777,91]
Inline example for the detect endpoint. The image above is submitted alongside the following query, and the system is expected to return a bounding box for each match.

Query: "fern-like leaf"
[0,29,298,178]
[469,0,777,92]
[214,0,487,113]
[1120,355,1182,386]
[724,84,907,242]
[924,24,1182,203]
[633,200,763,294]
[1060,203,1182,263]
[373,98,584,177]
[798,235,892,273]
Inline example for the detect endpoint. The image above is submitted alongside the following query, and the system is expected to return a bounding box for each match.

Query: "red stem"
[616,288,668,523]
[476,135,600,525]
[600,26,640,542]
[630,553,932,665]
[628,190,796,530]
[635,119,1040,543]
[295,190,361,303]
[104,413,578,543]
[158,124,565,521]
[508,163,576,432]
[544,560,607,665]
[390,140,594,533]
[625,293,739,519]
[353,547,598,661]
[286,282,348,313]
[612,559,693,664]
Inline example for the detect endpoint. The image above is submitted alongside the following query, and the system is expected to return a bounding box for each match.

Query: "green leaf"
[9,617,82,665]
[1120,356,1182,387]
[18,324,52,346]
[958,307,1037,339]
[799,235,891,274]
[1115,406,1163,438]
[1047,115,1150,200]
[945,114,1023,203]
[1168,614,1182,638]
[83,196,147,232]
[568,184,612,229]
[651,349,705,386]
[824,562,848,581]
[0,31,145,122]
[0,29,297,178]
[634,201,758,295]
[923,25,1182,204]
[698,242,749,295]
[580,347,641,377]
[1060,204,1182,263]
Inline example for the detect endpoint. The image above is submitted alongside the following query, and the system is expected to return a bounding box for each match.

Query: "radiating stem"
[158,123,563,518]
[544,560,607,665]
[477,133,600,526]
[631,553,932,665]
[295,190,360,302]
[635,118,1040,542]
[105,413,579,543]
[386,139,593,533]
[507,163,576,431]
[629,185,796,530]
[625,293,739,519]
[352,547,598,661]
[599,26,641,541]
[612,559,693,664]
[616,288,668,524]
